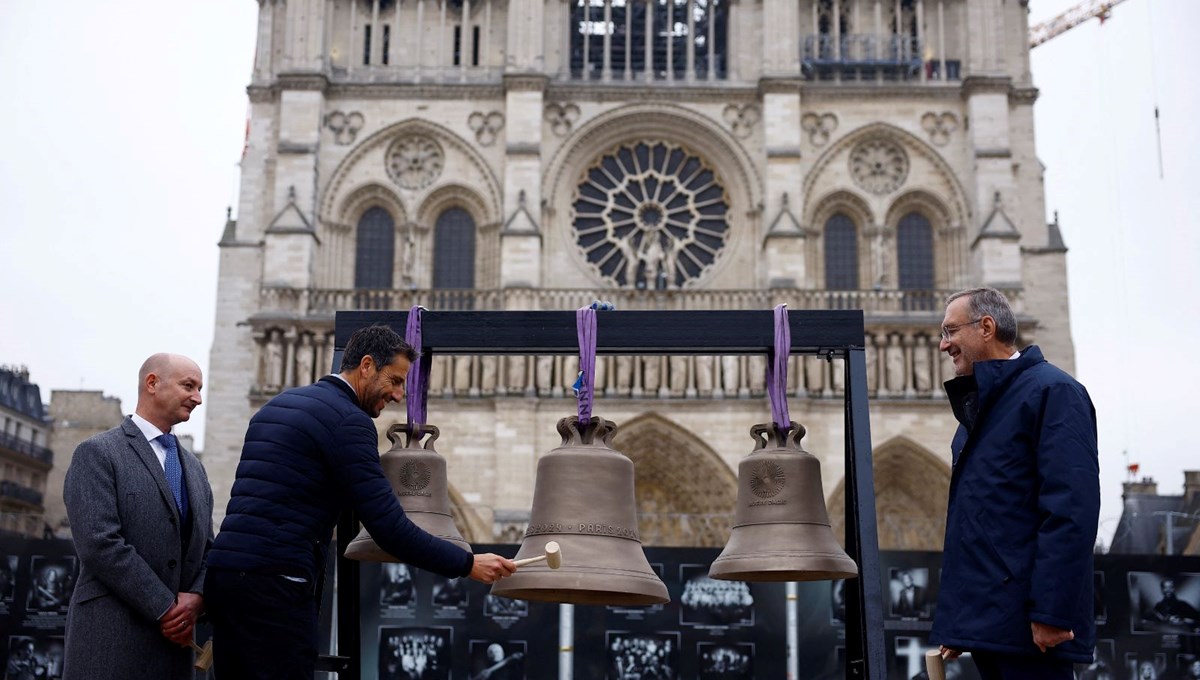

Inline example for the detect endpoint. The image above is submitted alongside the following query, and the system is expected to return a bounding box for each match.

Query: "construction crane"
[1029,0,1131,48]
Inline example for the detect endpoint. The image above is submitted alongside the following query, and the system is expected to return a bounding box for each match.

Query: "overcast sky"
[1,1,1195,545]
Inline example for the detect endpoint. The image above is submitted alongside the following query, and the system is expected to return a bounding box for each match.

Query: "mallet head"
[544,541,562,569]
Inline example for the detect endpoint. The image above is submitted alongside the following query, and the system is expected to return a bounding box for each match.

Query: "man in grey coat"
[63,353,214,680]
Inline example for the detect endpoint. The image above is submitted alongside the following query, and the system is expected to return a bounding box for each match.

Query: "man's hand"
[469,553,517,585]
[160,592,204,647]
[938,645,961,660]
[1031,621,1074,652]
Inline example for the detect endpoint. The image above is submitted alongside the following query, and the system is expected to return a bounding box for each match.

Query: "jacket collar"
[121,416,180,521]
[321,374,361,404]
[944,345,1044,431]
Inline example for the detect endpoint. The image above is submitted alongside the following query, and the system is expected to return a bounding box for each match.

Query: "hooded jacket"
[930,345,1099,662]
[207,376,473,582]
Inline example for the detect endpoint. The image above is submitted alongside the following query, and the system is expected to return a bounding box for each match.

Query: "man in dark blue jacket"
[930,288,1099,680]
[205,325,515,678]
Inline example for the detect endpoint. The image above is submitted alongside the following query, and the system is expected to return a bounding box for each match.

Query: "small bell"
[345,423,469,561]
[709,421,858,582]
[490,416,669,606]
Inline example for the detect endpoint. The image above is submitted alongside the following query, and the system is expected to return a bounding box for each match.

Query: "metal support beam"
[330,308,883,680]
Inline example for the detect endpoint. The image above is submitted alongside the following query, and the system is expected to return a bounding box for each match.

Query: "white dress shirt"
[130,412,172,471]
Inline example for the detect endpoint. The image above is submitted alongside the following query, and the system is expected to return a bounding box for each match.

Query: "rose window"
[572,141,730,289]
[849,138,909,195]
[385,135,444,190]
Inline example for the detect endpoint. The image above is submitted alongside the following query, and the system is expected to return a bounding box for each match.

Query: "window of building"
[824,213,859,290]
[354,207,396,289]
[570,0,728,81]
[364,25,373,65]
[433,207,477,310]
[897,212,933,289]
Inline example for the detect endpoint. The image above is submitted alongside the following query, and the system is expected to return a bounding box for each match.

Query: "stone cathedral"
[205,0,1075,551]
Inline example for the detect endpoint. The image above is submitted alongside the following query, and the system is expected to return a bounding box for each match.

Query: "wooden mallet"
[191,640,214,672]
[924,649,945,680]
[512,541,562,569]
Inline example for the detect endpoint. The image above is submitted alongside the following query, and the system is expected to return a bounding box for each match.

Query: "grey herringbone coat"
[62,417,213,680]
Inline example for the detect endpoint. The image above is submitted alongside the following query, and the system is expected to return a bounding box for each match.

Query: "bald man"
[63,354,214,680]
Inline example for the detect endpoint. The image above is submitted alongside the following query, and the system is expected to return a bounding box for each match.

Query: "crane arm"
[1029,0,1130,48]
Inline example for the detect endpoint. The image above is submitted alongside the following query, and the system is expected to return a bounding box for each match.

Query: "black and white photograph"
[888,568,933,620]
[1076,639,1115,680]
[830,579,847,625]
[381,563,416,609]
[431,577,468,610]
[4,635,64,680]
[697,641,753,679]
[1123,652,1167,680]
[468,640,525,680]
[0,555,16,604]
[678,565,753,628]
[484,594,528,619]
[1128,572,1200,635]
[378,626,452,680]
[607,631,679,680]
[1176,654,1200,680]
[23,557,75,614]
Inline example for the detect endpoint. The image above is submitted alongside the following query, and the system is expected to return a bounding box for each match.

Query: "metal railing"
[0,481,44,507]
[0,431,53,465]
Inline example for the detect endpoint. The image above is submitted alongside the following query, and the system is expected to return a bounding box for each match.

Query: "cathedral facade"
[205,0,1074,551]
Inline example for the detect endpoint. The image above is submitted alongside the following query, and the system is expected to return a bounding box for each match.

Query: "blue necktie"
[157,433,187,519]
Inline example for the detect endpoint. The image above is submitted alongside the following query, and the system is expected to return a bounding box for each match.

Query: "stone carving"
[694,356,714,395]
[801,112,838,146]
[885,335,906,393]
[544,102,581,137]
[913,337,933,392]
[325,111,365,145]
[849,138,909,195]
[385,135,444,189]
[467,111,505,146]
[920,112,958,146]
[295,334,315,387]
[669,355,688,396]
[264,330,284,390]
[722,104,761,139]
[573,141,730,289]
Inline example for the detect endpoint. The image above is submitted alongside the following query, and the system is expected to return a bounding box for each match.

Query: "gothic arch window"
[433,207,476,288]
[897,212,933,289]
[824,213,859,290]
[897,211,935,310]
[354,207,395,289]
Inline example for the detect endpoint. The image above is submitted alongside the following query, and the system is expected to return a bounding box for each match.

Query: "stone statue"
[912,337,932,393]
[669,355,688,396]
[885,335,906,393]
[295,334,315,386]
[694,356,714,395]
[265,331,284,390]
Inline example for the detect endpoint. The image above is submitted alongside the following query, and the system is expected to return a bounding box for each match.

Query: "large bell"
[490,416,669,606]
[345,423,470,561]
[709,421,858,582]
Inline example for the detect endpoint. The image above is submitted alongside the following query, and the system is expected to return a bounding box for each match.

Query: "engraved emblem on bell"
[490,416,670,606]
[399,461,431,491]
[749,461,785,499]
[344,423,469,561]
[709,421,859,582]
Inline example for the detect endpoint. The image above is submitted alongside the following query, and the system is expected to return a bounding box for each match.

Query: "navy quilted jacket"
[930,346,1099,662]
[207,376,473,581]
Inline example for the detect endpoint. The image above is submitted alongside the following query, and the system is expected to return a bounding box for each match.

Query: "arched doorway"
[613,413,738,547]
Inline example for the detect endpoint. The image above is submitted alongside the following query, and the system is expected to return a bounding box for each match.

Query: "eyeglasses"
[939,318,982,341]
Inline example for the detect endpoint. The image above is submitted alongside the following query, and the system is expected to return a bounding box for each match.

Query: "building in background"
[205,0,1074,550]
[1110,472,1200,556]
[0,366,53,538]
[43,390,124,538]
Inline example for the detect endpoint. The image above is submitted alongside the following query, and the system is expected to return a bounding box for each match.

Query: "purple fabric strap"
[766,304,791,430]
[405,305,428,427]
[576,306,597,423]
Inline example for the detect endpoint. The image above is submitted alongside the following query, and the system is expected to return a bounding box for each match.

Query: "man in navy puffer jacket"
[205,325,515,678]
[930,288,1099,680]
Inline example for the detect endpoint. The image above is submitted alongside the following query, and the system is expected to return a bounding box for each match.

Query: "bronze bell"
[345,423,470,561]
[709,421,858,582]
[490,416,670,606]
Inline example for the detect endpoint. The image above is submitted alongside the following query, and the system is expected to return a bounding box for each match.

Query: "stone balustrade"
[248,287,1024,400]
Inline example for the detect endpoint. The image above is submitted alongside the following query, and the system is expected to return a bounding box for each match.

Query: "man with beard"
[205,325,514,678]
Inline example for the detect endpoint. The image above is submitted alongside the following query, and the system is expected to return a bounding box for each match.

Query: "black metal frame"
[329,309,884,679]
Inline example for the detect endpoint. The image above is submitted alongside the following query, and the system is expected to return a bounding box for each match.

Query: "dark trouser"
[205,568,319,680]
[971,651,1075,680]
